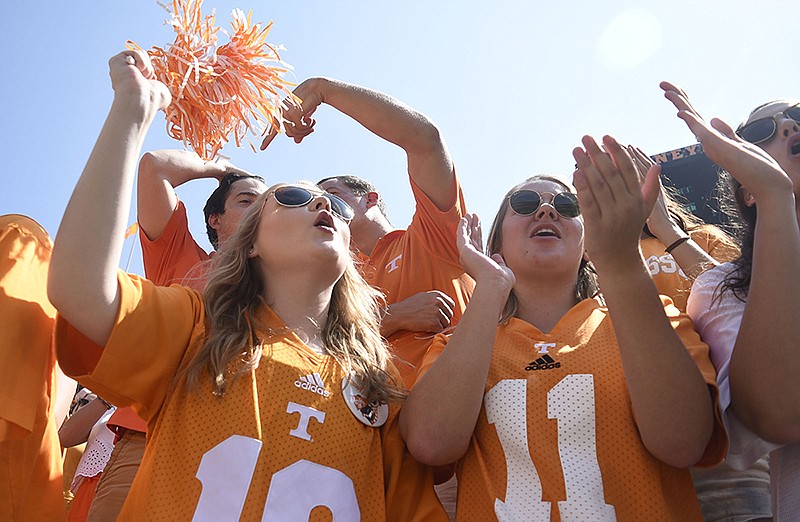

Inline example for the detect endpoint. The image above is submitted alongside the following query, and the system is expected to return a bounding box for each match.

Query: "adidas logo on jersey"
[525,354,561,371]
[294,373,331,397]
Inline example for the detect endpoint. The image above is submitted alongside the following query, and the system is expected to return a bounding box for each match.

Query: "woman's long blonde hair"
[184,188,406,404]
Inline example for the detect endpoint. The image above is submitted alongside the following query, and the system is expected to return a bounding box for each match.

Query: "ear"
[208,213,222,231]
[582,250,591,263]
[365,191,380,209]
[247,246,258,259]
[738,186,756,207]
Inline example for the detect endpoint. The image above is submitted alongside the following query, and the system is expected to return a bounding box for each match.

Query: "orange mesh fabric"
[57,272,445,521]
[420,298,726,521]
[641,225,738,312]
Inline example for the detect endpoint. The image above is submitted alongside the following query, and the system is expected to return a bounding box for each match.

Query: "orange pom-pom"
[128,0,295,159]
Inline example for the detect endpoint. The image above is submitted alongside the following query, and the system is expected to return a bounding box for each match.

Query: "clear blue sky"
[0,1,796,275]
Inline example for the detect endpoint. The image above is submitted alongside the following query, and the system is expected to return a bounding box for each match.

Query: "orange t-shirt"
[362,173,474,387]
[139,200,211,291]
[641,225,739,312]
[0,215,66,521]
[419,298,727,521]
[56,272,446,521]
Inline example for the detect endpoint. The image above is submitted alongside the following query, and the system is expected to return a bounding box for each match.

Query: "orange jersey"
[56,272,446,521]
[139,200,211,291]
[0,215,66,521]
[362,173,474,387]
[120,199,214,434]
[641,225,738,312]
[420,298,726,521]
[119,199,211,435]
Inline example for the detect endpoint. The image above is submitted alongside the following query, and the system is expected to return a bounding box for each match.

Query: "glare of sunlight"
[596,9,662,70]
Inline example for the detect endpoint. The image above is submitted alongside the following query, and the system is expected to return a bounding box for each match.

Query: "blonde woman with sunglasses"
[400,137,726,521]
[664,83,800,521]
[47,49,446,521]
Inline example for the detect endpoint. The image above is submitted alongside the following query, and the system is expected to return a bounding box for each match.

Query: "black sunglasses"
[272,186,355,222]
[509,190,580,218]
[737,104,800,144]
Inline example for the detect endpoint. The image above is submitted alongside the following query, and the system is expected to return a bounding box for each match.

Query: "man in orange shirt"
[263,77,474,389]
[137,149,267,290]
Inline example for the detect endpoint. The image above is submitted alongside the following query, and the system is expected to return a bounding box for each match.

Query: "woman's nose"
[535,200,558,220]
[776,115,800,140]
[311,194,332,212]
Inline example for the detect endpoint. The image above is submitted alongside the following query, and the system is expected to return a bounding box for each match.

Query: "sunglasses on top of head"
[736,103,800,144]
[271,186,355,223]
[509,190,580,218]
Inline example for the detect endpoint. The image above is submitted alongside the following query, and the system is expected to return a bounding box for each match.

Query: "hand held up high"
[660,81,792,202]
[109,50,171,121]
[573,135,661,273]
[457,213,515,293]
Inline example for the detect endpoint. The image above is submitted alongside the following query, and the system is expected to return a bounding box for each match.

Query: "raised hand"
[627,145,676,239]
[660,81,792,201]
[214,159,259,181]
[457,213,515,291]
[110,50,171,118]
[260,78,322,149]
[573,135,661,271]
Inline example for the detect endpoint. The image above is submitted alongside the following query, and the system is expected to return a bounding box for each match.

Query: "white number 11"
[485,375,617,521]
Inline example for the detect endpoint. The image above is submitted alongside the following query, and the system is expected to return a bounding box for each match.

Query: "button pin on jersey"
[341,377,388,427]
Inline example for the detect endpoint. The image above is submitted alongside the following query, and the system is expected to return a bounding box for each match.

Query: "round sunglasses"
[271,186,355,222]
[509,190,580,218]
[736,103,800,144]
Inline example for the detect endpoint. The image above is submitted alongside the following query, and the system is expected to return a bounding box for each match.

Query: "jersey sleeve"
[0,215,57,440]
[55,270,205,423]
[140,200,211,286]
[405,168,467,264]
[379,361,447,521]
[687,266,781,470]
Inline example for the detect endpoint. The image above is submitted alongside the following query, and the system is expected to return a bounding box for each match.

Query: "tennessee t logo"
[385,255,402,273]
[286,402,326,441]
[535,342,556,354]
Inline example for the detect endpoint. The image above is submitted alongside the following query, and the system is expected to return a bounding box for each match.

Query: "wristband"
[665,236,690,254]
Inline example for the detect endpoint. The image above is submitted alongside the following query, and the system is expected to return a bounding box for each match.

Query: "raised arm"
[662,81,800,443]
[48,50,171,346]
[573,135,714,468]
[137,150,245,240]
[400,214,514,465]
[262,77,455,211]
[628,145,719,280]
